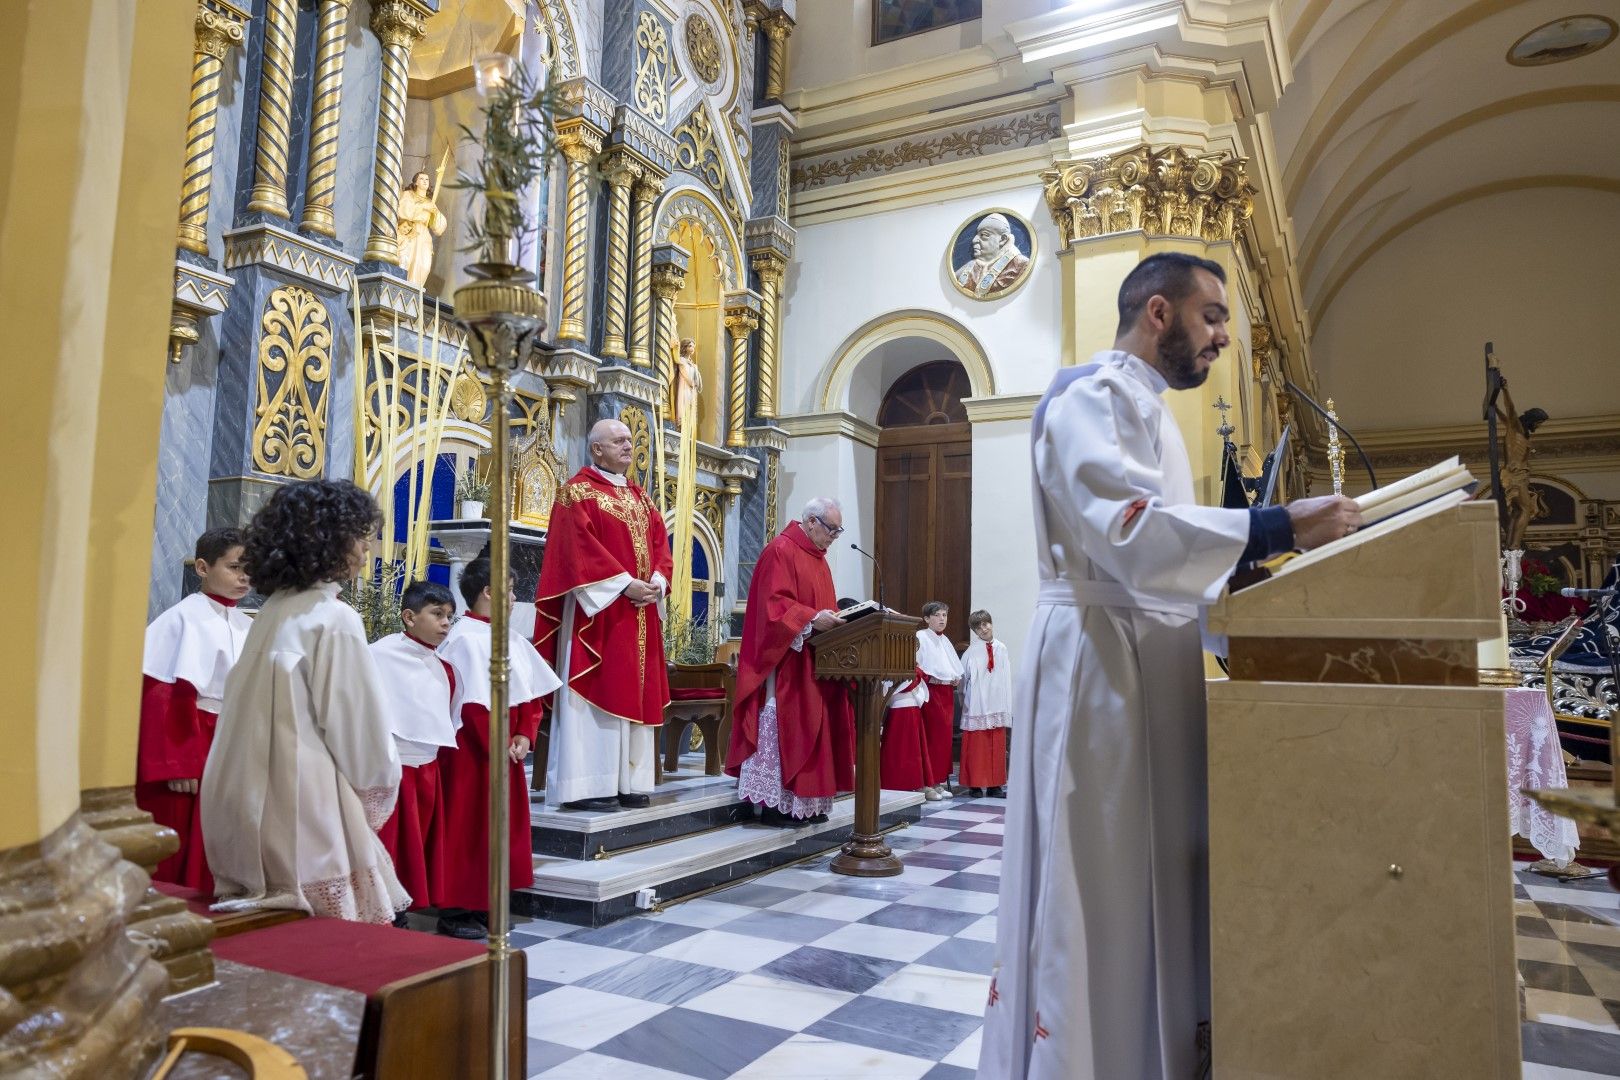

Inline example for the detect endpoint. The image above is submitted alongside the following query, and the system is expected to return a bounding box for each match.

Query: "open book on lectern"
[1273,456,1478,577]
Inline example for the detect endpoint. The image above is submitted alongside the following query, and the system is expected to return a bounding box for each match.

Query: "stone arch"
[818,310,996,422]
[655,183,742,290]
[537,0,581,78]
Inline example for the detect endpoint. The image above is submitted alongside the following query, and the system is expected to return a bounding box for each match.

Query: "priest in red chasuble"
[535,418,673,811]
[725,496,855,828]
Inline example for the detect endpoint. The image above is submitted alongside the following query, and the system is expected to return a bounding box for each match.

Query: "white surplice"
[960,638,1011,731]
[143,591,252,712]
[978,351,1251,1080]
[201,582,408,924]
[370,632,459,768]
[543,466,662,807]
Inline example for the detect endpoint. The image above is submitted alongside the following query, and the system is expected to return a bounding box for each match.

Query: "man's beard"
[1157,314,1211,390]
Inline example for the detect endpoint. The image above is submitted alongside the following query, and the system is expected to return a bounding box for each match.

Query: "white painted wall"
[779,433,877,601]
[969,417,1037,661]
[780,183,1064,419]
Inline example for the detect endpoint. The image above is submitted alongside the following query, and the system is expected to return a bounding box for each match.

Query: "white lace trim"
[301,866,412,925]
[962,710,1012,732]
[736,699,833,819]
[1505,689,1578,866]
[357,785,398,832]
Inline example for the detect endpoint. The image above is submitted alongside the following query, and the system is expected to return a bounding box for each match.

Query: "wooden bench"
[211,918,525,1078]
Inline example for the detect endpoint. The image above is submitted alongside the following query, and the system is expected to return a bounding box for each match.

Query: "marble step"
[514,789,926,927]
[528,772,749,861]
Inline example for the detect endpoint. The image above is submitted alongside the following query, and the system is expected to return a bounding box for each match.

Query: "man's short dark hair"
[401,579,455,614]
[1116,252,1227,335]
[459,556,493,608]
[194,527,244,564]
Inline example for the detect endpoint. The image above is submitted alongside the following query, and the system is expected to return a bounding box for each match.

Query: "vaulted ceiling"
[1271,1,1620,431]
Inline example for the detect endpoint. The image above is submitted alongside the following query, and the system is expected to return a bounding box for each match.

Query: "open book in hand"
[1268,457,1478,577]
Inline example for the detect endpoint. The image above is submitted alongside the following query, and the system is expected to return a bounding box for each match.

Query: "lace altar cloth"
[1505,687,1579,867]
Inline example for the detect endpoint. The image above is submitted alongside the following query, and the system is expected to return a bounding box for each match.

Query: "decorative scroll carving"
[253,286,332,479]
[766,453,779,537]
[792,108,1061,191]
[684,13,722,84]
[622,405,652,489]
[674,107,744,221]
[1042,144,1256,246]
[662,475,727,543]
[634,11,669,124]
[777,140,790,218]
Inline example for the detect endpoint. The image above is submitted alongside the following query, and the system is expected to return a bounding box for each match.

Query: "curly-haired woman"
[201,479,409,924]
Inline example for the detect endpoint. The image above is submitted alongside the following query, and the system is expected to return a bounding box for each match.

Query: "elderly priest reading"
[725,497,857,828]
[977,253,1362,1080]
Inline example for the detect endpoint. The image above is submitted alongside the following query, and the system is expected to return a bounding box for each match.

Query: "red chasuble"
[534,468,673,726]
[724,521,855,798]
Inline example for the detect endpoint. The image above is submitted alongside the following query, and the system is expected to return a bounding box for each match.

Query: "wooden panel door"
[874,424,972,651]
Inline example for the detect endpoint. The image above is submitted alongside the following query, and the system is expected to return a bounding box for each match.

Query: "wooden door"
[873,362,973,650]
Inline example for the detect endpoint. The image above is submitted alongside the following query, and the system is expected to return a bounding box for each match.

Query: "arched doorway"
[874,360,973,649]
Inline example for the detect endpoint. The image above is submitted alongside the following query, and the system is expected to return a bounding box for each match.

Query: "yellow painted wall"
[0,0,195,848]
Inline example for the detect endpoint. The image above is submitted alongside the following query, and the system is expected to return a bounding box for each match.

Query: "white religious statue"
[396,170,448,289]
[953,212,1030,299]
[671,337,702,433]
[978,252,1361,1080]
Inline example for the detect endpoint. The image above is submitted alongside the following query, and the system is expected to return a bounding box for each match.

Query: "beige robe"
[201,582,407,924]
[397,187,447,289]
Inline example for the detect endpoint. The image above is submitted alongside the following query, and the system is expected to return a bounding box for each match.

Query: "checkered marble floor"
[1517,867,1620,1078]
[515,796,1002,1079]
[510,798,1620,1079]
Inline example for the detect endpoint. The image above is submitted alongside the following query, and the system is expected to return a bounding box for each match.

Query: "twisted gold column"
[651,261,687,409]
[724,306,759,447]
[300,0,351,238]
[599,151,642,359]
[555,126,604,342]
[763,13,792,101]
[246,0,298,216]
[176,4,245,254]
[627,174,665,367]
[364,1,427,263]
[751,253,785,419]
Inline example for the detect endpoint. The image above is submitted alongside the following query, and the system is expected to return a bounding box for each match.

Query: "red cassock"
[378,660,454,909]
[535,468,673,725]
[433,699,542,910]
[136,675,216,893]
[724,521,855,798]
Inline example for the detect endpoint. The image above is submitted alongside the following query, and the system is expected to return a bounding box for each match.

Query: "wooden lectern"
[1205,498,1521,1078]
[812,611,922,877]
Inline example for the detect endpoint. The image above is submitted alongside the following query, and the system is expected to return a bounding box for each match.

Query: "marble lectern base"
[1207,680,1521,1079]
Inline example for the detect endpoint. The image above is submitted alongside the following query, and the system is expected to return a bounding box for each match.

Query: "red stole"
[724,521,855,797]
[534,468,673,726]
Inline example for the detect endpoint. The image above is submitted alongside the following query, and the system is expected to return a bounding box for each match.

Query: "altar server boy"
[958,609,1011,798]
[372,580,459,926]
[203,480,407,924]
[137,528,253,892]
[435,555,560,939]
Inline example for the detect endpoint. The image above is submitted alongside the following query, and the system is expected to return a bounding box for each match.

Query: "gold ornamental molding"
[793,106,1061,192]
[723,289,762,449]
[224,221,356,291]
[170,258,234,363]
[621,405,652,489]
[253,285,333,479]
[633,10,670,124]
[1041,144,1256,247]
[598,150,645,359]
[673,105,746,223]
[765,452,780,537]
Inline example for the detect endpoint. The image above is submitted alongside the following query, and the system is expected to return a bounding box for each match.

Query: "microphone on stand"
[849,543,885,611]
[1560,587,1620,599]
[1284,379,1379,491]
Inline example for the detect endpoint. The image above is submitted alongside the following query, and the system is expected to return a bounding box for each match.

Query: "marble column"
[749,251,785,420]
[627,173,665,367]
[762,12,794,101]
[598,149,643,359]
[245,0,298,216]
[176,2,246,254]
[299,0,352,238]
[554,122,606,343]
[723,289,762,447]
[363,0,429,264]
[649,244,690,409]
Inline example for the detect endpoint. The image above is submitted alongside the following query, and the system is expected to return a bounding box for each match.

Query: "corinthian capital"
[1042,144,1255,246]
[195,3,246,60]
[370,0,427,47]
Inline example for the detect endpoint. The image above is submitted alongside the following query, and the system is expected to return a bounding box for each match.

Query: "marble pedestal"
[1207,680,1521,1079]
[429,519,546,635]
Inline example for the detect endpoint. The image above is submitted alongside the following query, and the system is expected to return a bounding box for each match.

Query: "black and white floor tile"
[511,797,1620,1078]
[515,797,1003,1079]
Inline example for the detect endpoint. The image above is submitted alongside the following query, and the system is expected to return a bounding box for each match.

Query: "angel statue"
[396,170,448,289]
[671,337,703,433]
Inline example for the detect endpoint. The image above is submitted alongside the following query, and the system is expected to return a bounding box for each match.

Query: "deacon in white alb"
[978,253,1361,1080]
